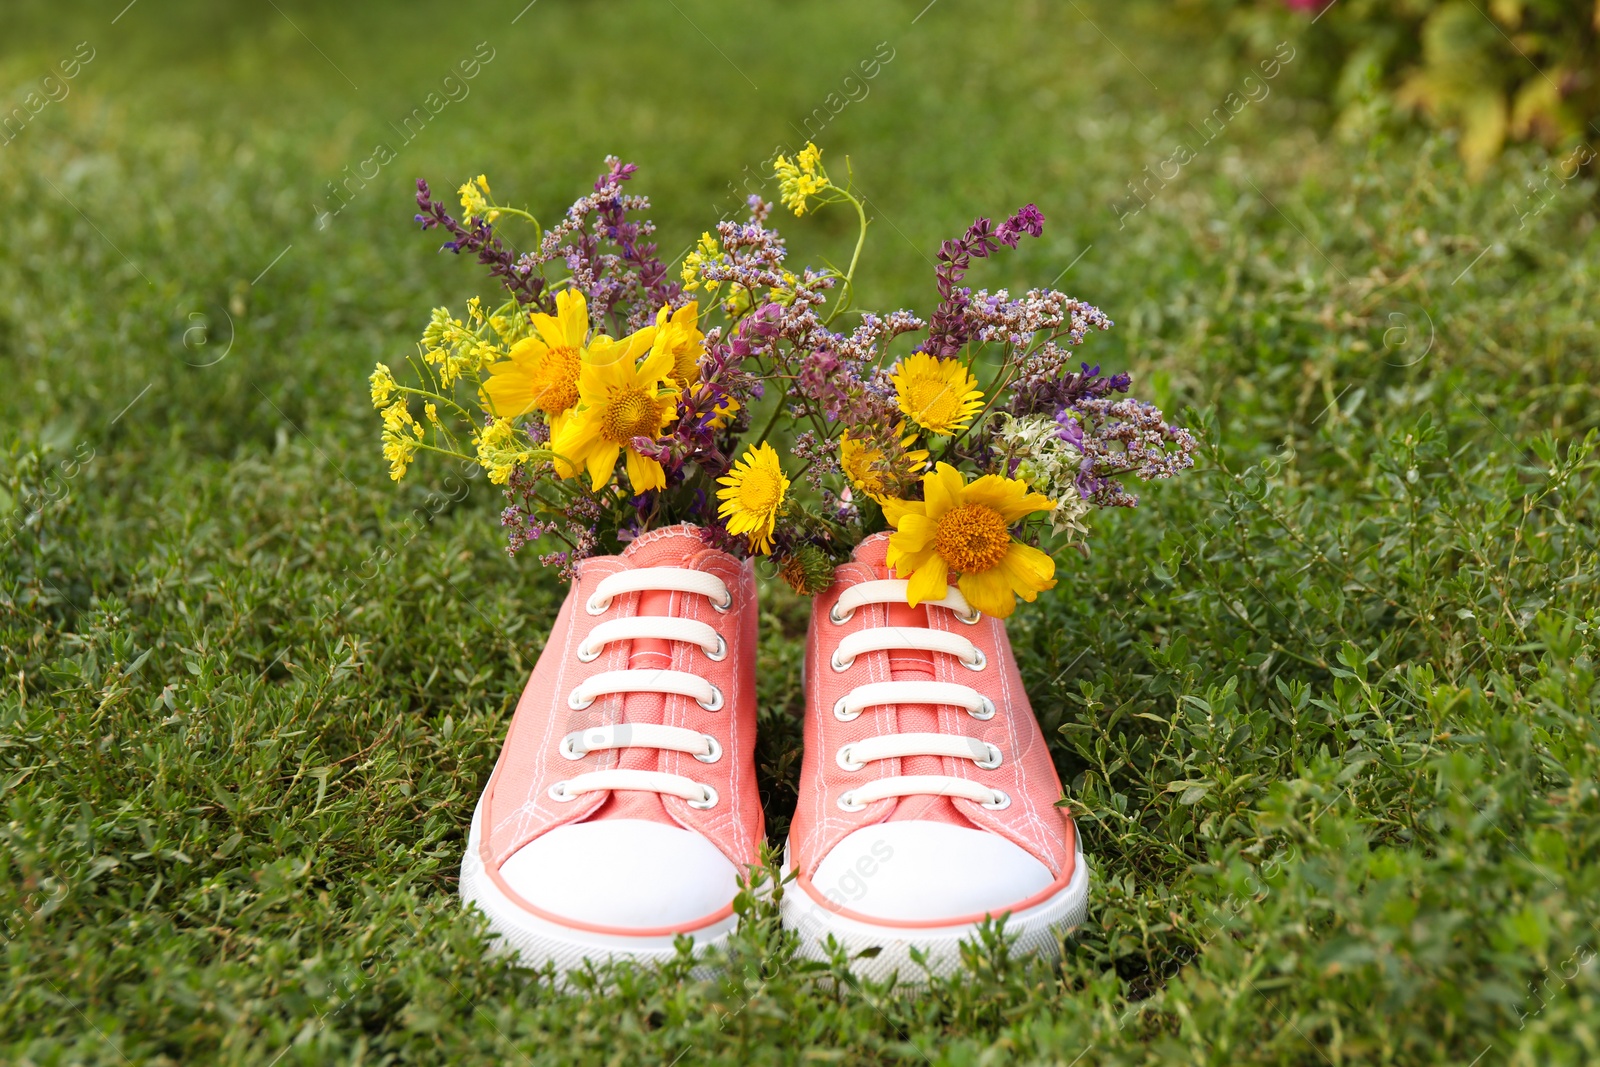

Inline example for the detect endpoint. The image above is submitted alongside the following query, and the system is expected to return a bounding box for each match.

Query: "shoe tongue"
[852,531,893,569]
[849,534,957,822]
[620,523,716,568]
[883,601,935,682]
[593,525,721,825]
[620,525,714,673]
[850,532,932,678]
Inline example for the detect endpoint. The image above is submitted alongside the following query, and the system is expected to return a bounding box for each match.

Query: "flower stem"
[824,188,870,326]
[753,383,790,447]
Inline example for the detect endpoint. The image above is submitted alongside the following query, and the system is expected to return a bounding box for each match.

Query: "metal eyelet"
[975,743,1004,770]
[694,734,723,764]
[548,781,577,802]
[830,653,853,673]
[711,592,733,613]
[832,697,861,722]
[954,606,982,625]
[969,696,996,721]
[981,789,1011,811]
[835,745,865,772]
[567,690,596,710]
[828,604,854,625]
[558,734,587,761]
[703,633,727,661]
[585,595,611,616]
[961,648,988,672]
[836,791,867,812]
[696,685,724,712]
[687,784,719,810]
[576,642,602,663]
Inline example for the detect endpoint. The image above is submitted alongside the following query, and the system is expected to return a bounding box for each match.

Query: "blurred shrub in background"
[1186,0,1599,175]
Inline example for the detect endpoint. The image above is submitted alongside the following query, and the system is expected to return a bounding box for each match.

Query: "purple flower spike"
[414,178,552,310]
[919,204,1047,358]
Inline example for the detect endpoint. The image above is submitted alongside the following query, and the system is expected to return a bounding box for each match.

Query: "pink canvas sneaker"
[782,533,1088,979]
[460,525,763,975]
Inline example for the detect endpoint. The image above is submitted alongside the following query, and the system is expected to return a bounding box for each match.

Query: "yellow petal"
[547,415,578,464]
[957,567,1016,619]
[480,366,537,419]
[892,512,936,552]
[887,544,937,581]
[586,441,620,490]
[556,289,588,348]
[624,449,665,493]
[923,462,965,518]
[507,334,549,363]
[622,323,659,361]
[529,312,566,350]
[549,417,597,481]
[998,542,1058,599]
[636,340,675,385]
[581,338,632,392]
[881,496,926,526]
[903,553,949,607]
[964,474,1054,522]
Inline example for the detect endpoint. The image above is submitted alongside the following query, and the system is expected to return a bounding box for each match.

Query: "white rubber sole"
[459,802,738,980]
[780,839,1089,982]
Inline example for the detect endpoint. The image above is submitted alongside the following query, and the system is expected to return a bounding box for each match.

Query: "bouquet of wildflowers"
[370,145,1196,617]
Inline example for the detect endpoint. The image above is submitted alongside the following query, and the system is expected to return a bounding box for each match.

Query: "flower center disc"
[905,379,961,428]
[601,387,660,443]
[531,345,581,414]
[934,503,1011,574]
[738,469,783,513]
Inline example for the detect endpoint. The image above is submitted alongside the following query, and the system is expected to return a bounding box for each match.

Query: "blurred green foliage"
[1193,0,1600,175]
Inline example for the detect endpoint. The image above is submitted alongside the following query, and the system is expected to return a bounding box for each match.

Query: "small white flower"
[995,414,1091,538]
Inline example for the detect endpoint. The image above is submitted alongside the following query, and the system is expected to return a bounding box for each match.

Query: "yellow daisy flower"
[716,442,790,555]
[482,290,648,421]
[548,325,676,493]
[838,427,929,504]
[883,462,1057,619]
[656,300,704,388]
[653,299,741,428]
[892,353,985,436]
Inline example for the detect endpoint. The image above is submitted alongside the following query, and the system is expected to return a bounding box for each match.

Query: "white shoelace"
[549,567,731,810]
[828,579,1011,811]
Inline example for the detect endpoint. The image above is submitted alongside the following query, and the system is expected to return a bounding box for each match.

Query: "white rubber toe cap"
[499,818,740,930]
[811,820,1054,922]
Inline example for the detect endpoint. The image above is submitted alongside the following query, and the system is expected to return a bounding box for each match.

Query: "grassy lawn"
[3,0,1599,1062]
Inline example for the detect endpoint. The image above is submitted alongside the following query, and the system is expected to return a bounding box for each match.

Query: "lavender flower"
[1009,357,1125,420]
[536,157,683,334]
[1058,396,1198,507]
[414,179,552,311]
[920,204,1047,358]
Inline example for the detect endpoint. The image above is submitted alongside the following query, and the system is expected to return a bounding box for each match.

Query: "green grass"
[3,0,1599,1062]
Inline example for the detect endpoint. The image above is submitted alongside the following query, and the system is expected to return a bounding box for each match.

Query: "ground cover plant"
[2,0,1598,1063]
